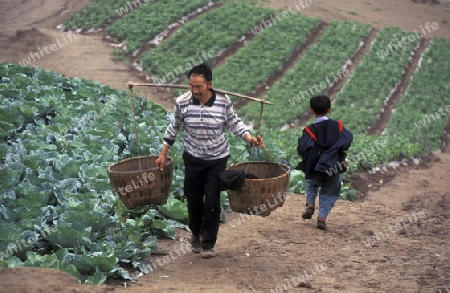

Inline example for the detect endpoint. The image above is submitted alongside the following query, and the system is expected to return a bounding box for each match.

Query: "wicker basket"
[225,161,290,217]
[107,155,173,210]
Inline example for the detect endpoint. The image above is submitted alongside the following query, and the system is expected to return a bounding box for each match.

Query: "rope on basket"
[128,84,143,170]
[109,83,146,171]
[227,102,264,168]
[228,102,289,175]
[109,95,130,159]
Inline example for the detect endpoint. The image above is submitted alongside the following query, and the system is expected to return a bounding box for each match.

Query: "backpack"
[295,120,348,175]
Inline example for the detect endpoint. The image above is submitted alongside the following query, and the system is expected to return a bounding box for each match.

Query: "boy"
[296,95,353,230]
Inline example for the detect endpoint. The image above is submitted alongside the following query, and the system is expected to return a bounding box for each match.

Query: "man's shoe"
[201,249,217,259]
[317,218,327,230]
[302,207,315,219]
[191,235,201,253]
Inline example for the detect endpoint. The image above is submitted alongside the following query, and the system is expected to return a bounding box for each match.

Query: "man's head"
[310,95,331,116]
[188,63,213,102]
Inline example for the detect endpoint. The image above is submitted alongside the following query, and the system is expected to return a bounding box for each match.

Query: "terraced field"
[60,0,449,150]
[1,0,450,288]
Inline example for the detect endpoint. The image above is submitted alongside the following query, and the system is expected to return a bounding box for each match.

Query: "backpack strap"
[304,126,318,142]
[337,120,343,132]
[306,120,343,142]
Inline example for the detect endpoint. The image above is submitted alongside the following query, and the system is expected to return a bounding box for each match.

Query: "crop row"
[386,38,450,150]
[237,20,370,128]
[63,0,132,30]
[105,0,215,53]
[213,14,321,101]
[138,2,274,82]
[62,1,448,154]
[331,27,421,133]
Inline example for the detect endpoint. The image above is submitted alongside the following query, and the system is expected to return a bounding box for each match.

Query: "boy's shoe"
[317,218,327,230]
[201,249,217,259]
[302,207,315,219]
[190,235,201,253]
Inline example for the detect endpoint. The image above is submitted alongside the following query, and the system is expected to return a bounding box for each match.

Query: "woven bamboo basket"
[107,155,173,210]
[225,161,290,217]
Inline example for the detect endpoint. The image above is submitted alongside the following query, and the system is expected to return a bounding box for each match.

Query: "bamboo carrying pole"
[124,81,287,170]
[125,82,273,105]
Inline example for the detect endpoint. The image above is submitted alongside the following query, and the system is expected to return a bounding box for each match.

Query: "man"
[155,63,264,258]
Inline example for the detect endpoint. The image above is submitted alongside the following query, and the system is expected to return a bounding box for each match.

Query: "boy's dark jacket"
[297,119,353,180]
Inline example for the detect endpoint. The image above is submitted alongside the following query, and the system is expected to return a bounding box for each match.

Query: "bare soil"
[0,0,450,292]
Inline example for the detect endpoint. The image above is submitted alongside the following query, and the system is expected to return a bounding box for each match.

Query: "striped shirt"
[163,89,249,160]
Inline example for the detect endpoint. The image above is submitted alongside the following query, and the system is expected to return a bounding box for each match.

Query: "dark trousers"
[183,151,228,250]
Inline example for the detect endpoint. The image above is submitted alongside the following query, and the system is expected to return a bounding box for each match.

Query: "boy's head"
[310,95,331,116]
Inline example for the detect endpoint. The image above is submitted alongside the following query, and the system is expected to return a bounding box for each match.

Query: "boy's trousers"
[305,173,341,219]
[183,151,228,250]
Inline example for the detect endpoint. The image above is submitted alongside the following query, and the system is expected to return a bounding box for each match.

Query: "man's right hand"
[155,154,166,171]
[155,145,170,170]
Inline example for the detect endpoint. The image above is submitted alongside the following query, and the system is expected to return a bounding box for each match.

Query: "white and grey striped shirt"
[163,89,249,160]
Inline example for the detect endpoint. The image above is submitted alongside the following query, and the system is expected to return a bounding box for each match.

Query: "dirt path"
[1,152,449,292]
[1,0,450,292]
[113,152,449,293]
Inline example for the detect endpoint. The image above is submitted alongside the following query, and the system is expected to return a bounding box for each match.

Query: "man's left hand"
[245,134,265,149]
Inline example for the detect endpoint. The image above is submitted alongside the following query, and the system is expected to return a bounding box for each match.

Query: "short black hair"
[188,63,212,82]
[310,95,331,115]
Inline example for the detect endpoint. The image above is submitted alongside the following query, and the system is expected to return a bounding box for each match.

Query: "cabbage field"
[0,63,422,284]
[1,0,448,285]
